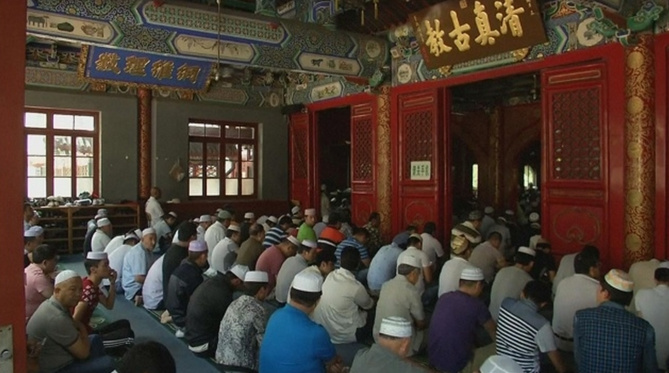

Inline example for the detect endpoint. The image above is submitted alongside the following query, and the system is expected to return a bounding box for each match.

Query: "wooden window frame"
[25,107,100,199]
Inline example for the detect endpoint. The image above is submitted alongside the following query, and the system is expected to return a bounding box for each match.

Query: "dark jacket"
[166,259,204,327]
[185,272,235,347]
[162,243,188,297]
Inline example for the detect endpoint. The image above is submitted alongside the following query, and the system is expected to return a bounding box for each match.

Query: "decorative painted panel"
[403,110,434,180]
[352,118,373,181]
[289,112,313,210]
[350,101,377,227]
[547,203,606,261]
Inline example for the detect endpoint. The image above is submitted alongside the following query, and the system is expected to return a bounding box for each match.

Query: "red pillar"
[138,88,152,200]
[0,1,27,372]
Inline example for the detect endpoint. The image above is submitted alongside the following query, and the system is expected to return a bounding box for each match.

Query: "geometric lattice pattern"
[353,118,373,181]
[292,129,308,179]
[552,87,601,180]
[404,110,434,179]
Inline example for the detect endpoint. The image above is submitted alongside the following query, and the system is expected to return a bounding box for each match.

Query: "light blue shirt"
[367,243,403,291]
[122,243,151,300]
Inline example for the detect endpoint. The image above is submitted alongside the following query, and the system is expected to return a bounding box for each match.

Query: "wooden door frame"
[654,33,669,260]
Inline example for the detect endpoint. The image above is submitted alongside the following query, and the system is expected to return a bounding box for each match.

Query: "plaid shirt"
[574,301,657,373]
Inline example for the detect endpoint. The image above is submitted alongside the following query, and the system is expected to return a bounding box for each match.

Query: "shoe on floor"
[175,329,185,338]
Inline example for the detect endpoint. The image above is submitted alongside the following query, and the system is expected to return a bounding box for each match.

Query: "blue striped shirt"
[263,227,286,249]
[334,238,369,268]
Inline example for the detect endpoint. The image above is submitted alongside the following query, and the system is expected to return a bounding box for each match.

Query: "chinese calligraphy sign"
[410,0,546,69]
[410,161,432,180]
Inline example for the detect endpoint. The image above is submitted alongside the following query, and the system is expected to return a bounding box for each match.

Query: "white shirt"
[469,241,504,283]
[143,255,165,310]
[629,259,660,296]
[438,256,469,297]
[635,284,669,370]
[145,196,164,227]
[109,244,133,287]
[420,233,444,265]
[210,237,238,274]
[489,266,533,321]
[552,274,599,351]
[287,265,323,303]
[196,225,206,242]
[91,230,111,253]
[397,246,431,294]
[312,268,374,344]
[204,221,226,260]
[104,235,125,255]
[552,253,577,296]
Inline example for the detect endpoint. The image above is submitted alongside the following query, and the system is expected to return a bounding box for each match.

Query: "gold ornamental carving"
[138,88,152,200]
[376,85,392,241]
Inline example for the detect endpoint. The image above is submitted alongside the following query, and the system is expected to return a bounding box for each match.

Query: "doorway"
[317,106,351,210]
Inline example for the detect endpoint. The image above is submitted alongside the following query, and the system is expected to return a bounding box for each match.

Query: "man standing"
[489,247,535,321]
[205,210,232,257]
[297,208,319,243]
[363,212,383,257]
[165,240,208,331]
[216,271,269,371]
[27,270,115,373]
[162,222,197,299]
[263,215,291,248]
[256,237,300,293]
[634,261,669,371]
[91,218,113,253]
[210,224,242,274]
[145,186,164,227]
[235,223,266,269]
[275,240,318,304]
[122,228,157,305]
[469,231,506,284]
[574,269,657,372]
[25,244,58,321]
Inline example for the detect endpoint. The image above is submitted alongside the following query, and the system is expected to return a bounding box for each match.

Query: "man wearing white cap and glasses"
[275,239,319,304]
[351,317,430,373]
[91,218,113,253]
[216,271,270,370]
[489,247,535,321]
[205,210,233,257]
[122,228,157,305]
[27,270,115,373]
[210,223,242,275]
[429,266,496,373]
[297,208,319,243]
[165,240,209,333]
[574,269,657,372]
[108,230,141,292]
[260,271,344,373]
[634,261,669,371]
[24,225,45,268]
[374,255,426,357]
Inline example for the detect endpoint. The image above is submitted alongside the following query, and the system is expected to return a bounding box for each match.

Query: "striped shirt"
[263,226,286,249]
[334,238,369,268]
[496,298,556,373]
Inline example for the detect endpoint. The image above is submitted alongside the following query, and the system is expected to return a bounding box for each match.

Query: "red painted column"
[0,1,28,372]
[138,88,152,200]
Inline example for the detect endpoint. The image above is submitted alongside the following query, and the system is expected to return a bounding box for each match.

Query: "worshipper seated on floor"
[108,230,141,293]
[334,228,371,269]
[153,212,177,253]
[204,210,232,258]
[351,317,431,373]
[629,257,663,297]
[479,355,523,373]
[367,240,406,295]
[24,225,45,268]
[194,214,213,242]
[103,231,127,257]
[420,221,444,271]
[73,252,134,351]
[374,255,425,357]
[362,212,383,258]
[27,270,115,373]
[574,269,658,373]
[86,209,107,237]
[479,207,496,243]
[216,271,270,371]
[318,212,346,252]
[313,247,375,366]
[122,228,157,306]
[275,239,318,305]
[313,215,328,238]
[91,218,113,253]
[552,245,599,297]
[263,215,291,249]
[397,234,432,297]
[469,231,506,284]
[162,222,197,299]
[184,264,248,357]
[287,250,336,304]
[429,266,496,373]
[235,223,266,270]
[25,244,58,322]
[297,208,319,243]
[260,271,345,373]
[489,247,535,321]
[392,226,416,247]
[634,261,669,372]
[497,281,566,373]
[439,222,480,297]
[142,254,165,311]
[115,341,176,373]
[256,236,299,295]
[165,240,208,331]
[529,239,557,284]
[210,223,241,275]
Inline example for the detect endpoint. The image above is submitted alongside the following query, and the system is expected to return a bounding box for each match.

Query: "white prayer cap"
[229,264,249,280]
[286,236,300,247]
[460,266,484,281]
[379,317,412,338]
[218,210,232,219]
[529,212,540,223]
[244,212,255,220]
[398,255,421,269]
[188,240,207,253]
[142,227,156,236]
[245,271,269,283]
[518,246,536,257]
[86,252,107,261]
[409,233,422,242]
[227,224,240,233]
[124,232,140,241]
[480,355,523,373]
[292,271,323,293]
[168,212,178,219]
[301,240,318,249]
[484,206,494,214]
[659,261,669,270]
[604,269,634,292]
[55,270,80,286]
[96,208,108,216]
[196,214,212,223]
[97,218,111,228]
[24,225,44,238]
[268,216,278,224]
[291,206,300,215]
[304,208,316,217]
[322,215,329,224]
[257,215,268,225]
[134,229,143,238]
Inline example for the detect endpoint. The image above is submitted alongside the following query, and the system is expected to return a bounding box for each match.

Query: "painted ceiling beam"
[27,0,388,78]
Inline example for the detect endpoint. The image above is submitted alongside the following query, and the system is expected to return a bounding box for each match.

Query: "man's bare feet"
[134,295,143,307]
[160,310,173,324]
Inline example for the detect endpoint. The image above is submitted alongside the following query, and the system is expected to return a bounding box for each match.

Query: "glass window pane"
[76,157,93,177]
[54,136,72,156]
[54,178,72,197]
[27,178,47,198]
[206,143,219,177]
[206,179,220,196]
[25,112,47,128]
[27,156,47,176]
[225,144,238,177]
[242,179,254,196]
[77,178,94,195]
[27,135,46,156]
[76,137,94,156]
[241,145,254,178]
[205,124,221,138]
[53,114,74,130]
[225,179,238,196]
[224,125,254,139]
[189,178,203,196]
[74,116,95,131]
[189,123,205,137]
[54,157,72,176]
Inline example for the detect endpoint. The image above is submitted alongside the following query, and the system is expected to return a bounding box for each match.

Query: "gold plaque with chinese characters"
[410,0,546,69]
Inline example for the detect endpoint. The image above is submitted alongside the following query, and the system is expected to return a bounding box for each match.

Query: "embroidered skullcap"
[142,227,156,236]
[268,216,278,224]
[86,251,107,261]
[301,240,318,249]
[96,218,111,228]
[409,233,423,241]
[304,208,317,216]
[452,222,481,244]
[460,266,485,281]
[379,317,413,338]
[24,225,44,238]
[518,246,536,257]
[245,271,269,283]
[291,206,300,215]
[244,212,255,220]
[484,206,494,215]
[659,261,669,270]
[451,235,470,255]
[217,210,232,219]
[529,212,540,223]
[188,240,207,253]
[168,212,177,219]
[286,236,300,247]
[54,270,80,286]
[229,264,249,280]
[604,269,634,292]
[291,271,323,293]
[227,224,240,233]
[480,355,523,373]
[468,210,483,221]
[398,255,421,269]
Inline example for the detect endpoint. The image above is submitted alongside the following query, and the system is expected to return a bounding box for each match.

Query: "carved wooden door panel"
[541,63,609,263]
[289,112,314,211]
[350,101,377,227]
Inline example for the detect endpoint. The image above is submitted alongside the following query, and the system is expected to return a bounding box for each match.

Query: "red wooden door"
[289,112,315,210]
[541,62,614,265]
[350,102,376,227]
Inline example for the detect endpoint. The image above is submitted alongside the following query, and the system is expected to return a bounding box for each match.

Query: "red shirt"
[78,277,100,333]
[255,245,286,292]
